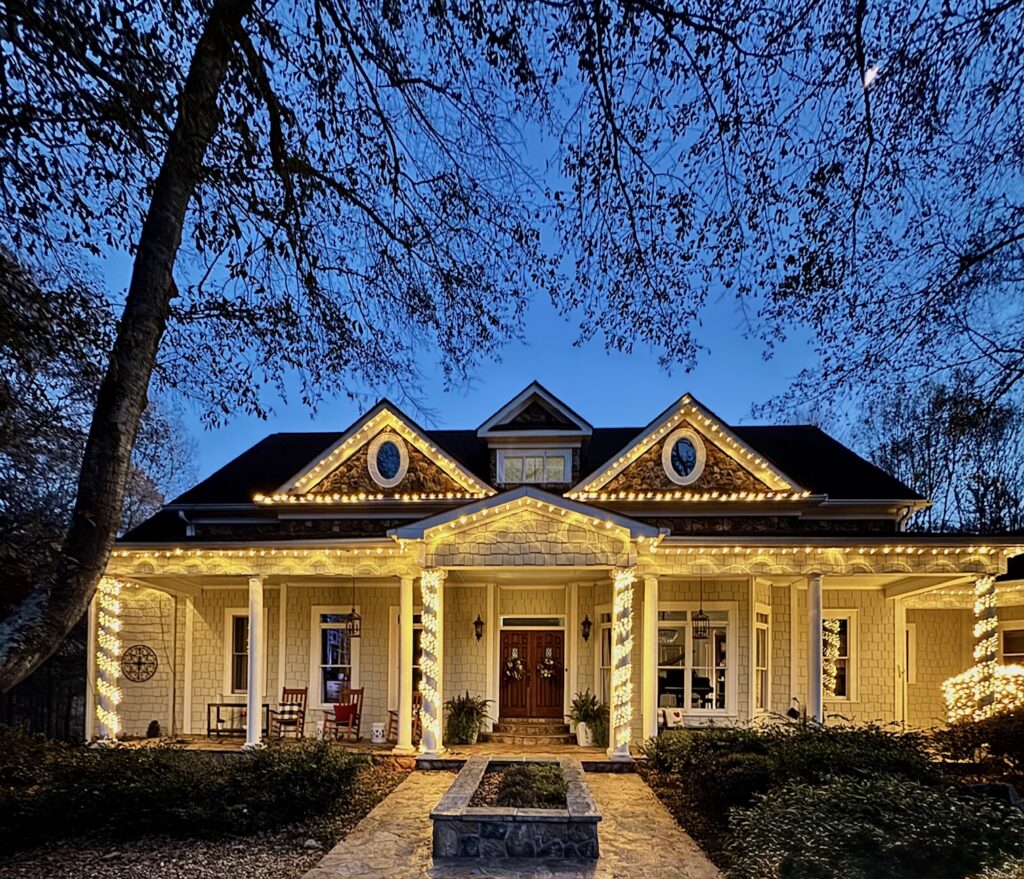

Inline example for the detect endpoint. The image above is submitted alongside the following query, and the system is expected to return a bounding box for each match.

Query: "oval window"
[661,427,705,486]
[376,441,401,481]
[670,438,698,479]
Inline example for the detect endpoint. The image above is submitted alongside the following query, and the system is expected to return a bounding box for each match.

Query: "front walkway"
[302,770,720,879]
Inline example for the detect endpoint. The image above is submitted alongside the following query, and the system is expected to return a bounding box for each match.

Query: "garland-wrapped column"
[419,568,446,756]
[973,575,998,716]
[95,578,124,741]
[608,567,636,760]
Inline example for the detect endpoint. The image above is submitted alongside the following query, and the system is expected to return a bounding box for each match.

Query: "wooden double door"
[499,630,564,718]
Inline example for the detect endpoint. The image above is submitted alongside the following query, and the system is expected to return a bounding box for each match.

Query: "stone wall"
[906,608,972,728]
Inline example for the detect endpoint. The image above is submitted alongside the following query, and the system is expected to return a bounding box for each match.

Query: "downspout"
[178,510,195,537]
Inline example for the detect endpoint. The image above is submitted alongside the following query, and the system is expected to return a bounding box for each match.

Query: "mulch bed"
[468,768,506,807]
[0,763,408,879]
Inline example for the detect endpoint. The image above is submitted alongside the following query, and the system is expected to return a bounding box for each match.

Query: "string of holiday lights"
[610,568,636,753]
[418,569,445,753]
[822,618,840,699]
[95,578,125,738]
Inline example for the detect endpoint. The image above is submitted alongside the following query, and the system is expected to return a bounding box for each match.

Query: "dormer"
[477,382,592,488]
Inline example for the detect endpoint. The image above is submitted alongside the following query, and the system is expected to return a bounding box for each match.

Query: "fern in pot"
[568,690,601,747]
[444,692,491,745]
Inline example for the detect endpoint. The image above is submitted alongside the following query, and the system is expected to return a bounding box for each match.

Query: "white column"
[485,582,497,731]
[277,582,288,695]
[608,567,636,760]
[85,593,98,742]
[565,582,578,720]
[394,575,416,754]
[642,575,659,740]
[419,568,446,756]
[244,575,264,749]
[182,596,194,735]
[807,572,823,723]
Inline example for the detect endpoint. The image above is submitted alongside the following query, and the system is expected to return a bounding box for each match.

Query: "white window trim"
[593,603,612,706]
[905,622,917,685]
[367,432,409,488]
[309,605,362,710]
[999,621,1024,664]
[823,609,859,703]
[387,606,423,711]
[222,608,268,699]
[754,602,772,714]
[495,447,572,484]
[661,427,707,486]
[656,601,739,717]
[498,614,566,630]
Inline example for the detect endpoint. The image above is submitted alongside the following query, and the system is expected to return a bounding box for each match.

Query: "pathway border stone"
[302,769,720,879]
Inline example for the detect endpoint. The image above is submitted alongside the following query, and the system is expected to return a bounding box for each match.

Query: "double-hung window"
[823,614,854,700]
[229,614,248,694]
[754,607,771,713]
[597,610,613,704]
[1002,627,1024,665]
[311,608,360,706]
[656,605,734,714]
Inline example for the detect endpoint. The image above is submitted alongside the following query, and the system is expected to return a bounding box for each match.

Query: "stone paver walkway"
[302,770,720,879]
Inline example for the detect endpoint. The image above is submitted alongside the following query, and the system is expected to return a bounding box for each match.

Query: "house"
[89,383,1024,755]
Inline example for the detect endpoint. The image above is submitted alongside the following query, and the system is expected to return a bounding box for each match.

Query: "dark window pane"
[1003,630,1024,656]
[233,616,248,653]
[322,667,352,703]
[670,438,697,478]
[376,441,401,479]
[657,668,686,707]
[232,654,248,692]
[322,628,351,665]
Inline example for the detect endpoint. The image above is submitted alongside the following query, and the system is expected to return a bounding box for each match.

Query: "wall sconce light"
[473,614,485,642]
[580,614,592,642]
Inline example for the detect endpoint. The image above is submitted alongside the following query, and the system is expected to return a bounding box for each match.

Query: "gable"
[478,381,592,437]
[569,394,805,501]
[256,404,493,503]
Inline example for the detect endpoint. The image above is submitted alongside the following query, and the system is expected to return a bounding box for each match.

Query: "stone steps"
[480,718,576,746]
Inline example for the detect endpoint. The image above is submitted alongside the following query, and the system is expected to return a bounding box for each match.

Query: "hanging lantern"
[341,577,361,638]
[580,614,593,642]
[692,578,710,641]
[473,614,485,642]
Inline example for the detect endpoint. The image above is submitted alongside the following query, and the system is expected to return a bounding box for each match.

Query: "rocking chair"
[386,691,423,744]
[269,687,307,739]
[323,687,364,741]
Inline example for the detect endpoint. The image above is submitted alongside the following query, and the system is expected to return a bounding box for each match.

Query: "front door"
[499,630,564,718]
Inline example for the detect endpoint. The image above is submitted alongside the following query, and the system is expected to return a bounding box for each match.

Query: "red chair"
[323,688,364,741]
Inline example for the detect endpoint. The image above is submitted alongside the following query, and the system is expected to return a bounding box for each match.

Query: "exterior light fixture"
[474,614,485,642]
[581,614,592,642]
[341,577,362,638]
[692,578,709,641]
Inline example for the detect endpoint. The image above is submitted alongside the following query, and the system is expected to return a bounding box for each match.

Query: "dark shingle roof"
[160,422,922,511]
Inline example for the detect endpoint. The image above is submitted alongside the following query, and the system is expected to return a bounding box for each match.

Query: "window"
[823,615,853,700]
[754,608,770,712]
[1003,628,1024,664]
[310,608,361,706]
[656,605,733,713]
[230,614,248,694]
[500,616,565,628]
[367,432,408,487]
[661,427,706,486]
[597,610,612,704]
[496,449,570,484]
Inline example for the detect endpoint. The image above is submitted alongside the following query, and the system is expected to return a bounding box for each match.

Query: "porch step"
[493,719,571,736]
[477,731,577,746]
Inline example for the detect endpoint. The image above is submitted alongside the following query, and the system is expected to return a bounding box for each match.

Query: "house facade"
[89,383,1024,755]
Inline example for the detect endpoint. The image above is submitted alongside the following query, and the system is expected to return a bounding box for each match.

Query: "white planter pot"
[575,722,593,747]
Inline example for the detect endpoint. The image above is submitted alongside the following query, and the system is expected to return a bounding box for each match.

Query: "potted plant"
[568,690,600,746]
[444,691,491,744]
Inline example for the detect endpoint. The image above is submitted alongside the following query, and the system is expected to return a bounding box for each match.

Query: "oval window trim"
[661,427,706,486]
[367,432,409,488]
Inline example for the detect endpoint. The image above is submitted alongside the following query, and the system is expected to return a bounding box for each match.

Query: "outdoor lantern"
[474,614,485,642]
[581,614,592,642]
[692,578,710,641]
[341,577,362,638]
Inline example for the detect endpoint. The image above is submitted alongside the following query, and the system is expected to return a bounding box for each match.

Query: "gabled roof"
[389,486,662,540]
[270,400,493,499]
[477,381,592,437]
[570,393,802,497]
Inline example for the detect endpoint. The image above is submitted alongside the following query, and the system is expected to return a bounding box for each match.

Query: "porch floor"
[148,736,637,768]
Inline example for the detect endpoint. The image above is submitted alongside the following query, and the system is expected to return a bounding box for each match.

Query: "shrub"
[444,691,490,744]
[727,774,1024,879]
[568,690,600,726]
[494,763,567,808]
[0,728,368,851]
[589,702,610,748]
[935,709,1024,772]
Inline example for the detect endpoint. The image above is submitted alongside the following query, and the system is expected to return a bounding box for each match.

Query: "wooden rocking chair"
[269,687,307,739]
[323,688,364,741]
[386,691,423,745]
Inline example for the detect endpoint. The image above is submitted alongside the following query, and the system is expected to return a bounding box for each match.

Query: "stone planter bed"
[431,756,601,860]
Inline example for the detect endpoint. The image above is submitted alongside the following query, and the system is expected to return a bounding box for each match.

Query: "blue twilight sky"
[165,290,816,481]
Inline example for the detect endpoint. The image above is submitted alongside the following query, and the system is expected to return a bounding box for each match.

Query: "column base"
[241,740,265,751]
[606,747,633,762]
[392,744,418,756]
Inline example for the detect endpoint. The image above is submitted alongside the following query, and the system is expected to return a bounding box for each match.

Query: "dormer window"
[497,448,570,484]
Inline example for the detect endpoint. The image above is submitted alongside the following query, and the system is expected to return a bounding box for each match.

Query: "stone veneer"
[431,757,600,860]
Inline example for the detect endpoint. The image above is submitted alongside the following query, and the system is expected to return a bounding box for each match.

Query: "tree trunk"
[0,0,254,692]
